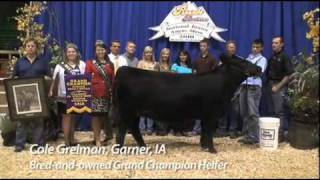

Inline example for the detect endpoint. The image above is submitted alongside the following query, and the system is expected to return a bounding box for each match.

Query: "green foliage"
[288,52,319,123]
[48,39,64,68]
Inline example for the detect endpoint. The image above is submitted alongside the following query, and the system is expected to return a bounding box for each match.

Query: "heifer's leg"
[115,113,127,147]
[208,119,218,154]
[130,116,146,147]
[200,120,208,149]
[202,118,217,154]
[207,128,217,154]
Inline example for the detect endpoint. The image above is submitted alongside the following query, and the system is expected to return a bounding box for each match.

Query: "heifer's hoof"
[138,143,147,147]
[201,147,209,152]
[201,144,209,149]
[209,147,217,154]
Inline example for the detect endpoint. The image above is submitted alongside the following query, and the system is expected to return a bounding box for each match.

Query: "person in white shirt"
[49,43,86,147]
[108,40,127,74]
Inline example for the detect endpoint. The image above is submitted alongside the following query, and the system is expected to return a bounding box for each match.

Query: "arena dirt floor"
[0,131,318,178]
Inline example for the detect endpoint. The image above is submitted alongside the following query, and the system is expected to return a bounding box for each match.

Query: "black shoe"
[14,146,25,152]
[146,130,153,135]
[174,132,182,136]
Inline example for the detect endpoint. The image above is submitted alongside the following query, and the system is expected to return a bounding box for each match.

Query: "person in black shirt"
[265,36,294,143]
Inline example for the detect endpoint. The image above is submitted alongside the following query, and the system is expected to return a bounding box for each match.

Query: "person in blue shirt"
[12,37,51,152]
[171,50,193,74]
[238,39,268,144]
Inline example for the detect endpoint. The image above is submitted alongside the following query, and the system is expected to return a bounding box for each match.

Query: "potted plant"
[287,8,319,149]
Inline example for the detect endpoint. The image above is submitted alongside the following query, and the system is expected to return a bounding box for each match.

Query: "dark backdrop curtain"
[39,1,318,130]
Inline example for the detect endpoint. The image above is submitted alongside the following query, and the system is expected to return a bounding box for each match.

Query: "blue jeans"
[16,118,44,148]
[139,116,154,132]
[266,81,287,138]
[239,85,262,141]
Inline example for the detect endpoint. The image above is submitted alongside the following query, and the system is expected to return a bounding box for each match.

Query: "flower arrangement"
[303,8,319,53]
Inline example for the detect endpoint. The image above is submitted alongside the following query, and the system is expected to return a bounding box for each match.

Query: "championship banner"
[149,1,227,42]
[65,74,92,114]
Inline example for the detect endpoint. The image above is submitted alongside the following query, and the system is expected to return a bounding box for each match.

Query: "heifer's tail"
[112,68,121,107]
[110,68,123,128]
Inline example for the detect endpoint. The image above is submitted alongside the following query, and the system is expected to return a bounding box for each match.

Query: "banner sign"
[149,1,227,42]
[65,74,92,114]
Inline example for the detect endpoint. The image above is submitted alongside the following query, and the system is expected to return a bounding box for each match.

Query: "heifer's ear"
[219,53,231,65]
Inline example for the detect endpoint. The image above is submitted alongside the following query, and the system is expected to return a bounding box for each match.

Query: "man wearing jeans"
[265,36,294,143]
[12,38,51,152]
[238,39,267,144]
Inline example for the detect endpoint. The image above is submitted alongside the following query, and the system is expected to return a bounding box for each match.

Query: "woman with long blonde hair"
[158,48,172,72]
[137,46,158,135]
[137,46,157,71]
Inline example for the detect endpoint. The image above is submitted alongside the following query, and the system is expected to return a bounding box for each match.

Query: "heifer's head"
[220,53,262,77]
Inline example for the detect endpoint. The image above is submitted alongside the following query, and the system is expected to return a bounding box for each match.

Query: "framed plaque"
[4,77,49,121]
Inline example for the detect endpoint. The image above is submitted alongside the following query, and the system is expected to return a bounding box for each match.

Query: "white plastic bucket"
[259,117,280,150]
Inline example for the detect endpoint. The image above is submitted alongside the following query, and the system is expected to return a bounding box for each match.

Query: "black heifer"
[112,55,261,153]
